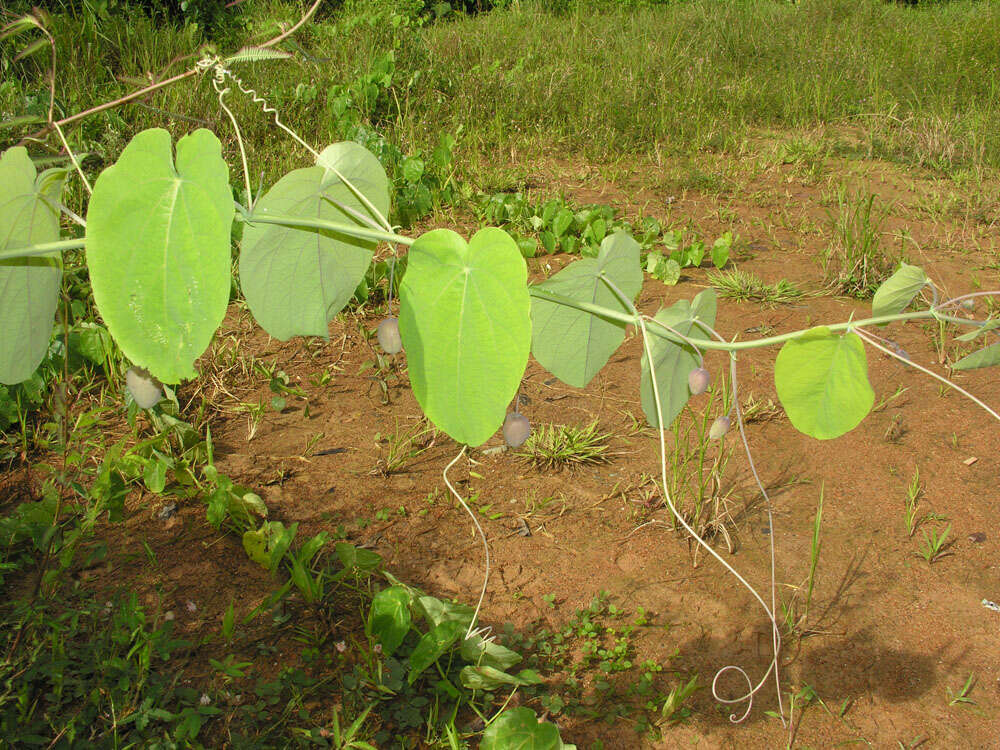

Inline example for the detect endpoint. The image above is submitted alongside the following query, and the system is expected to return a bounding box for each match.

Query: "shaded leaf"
[480,707,575,750]
[459,665,542,691]
[952,341,1000,371]
[530,231,642,388]
[0,147,64,384]
[240,142,389,340]
[639,289,717,429]
[408,620,465,684]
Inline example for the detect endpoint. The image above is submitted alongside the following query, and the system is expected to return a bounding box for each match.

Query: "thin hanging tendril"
[596,273,785,724]
[442,446,491,639]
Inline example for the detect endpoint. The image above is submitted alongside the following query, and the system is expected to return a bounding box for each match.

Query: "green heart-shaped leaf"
[85,128,233,383]
[480,707,575,750]
[408,619,465,684]
[774,327,874,440]
[399,227,530,446]
[240,142,389,340]
[530,231,642,388]
[0,148,65,384]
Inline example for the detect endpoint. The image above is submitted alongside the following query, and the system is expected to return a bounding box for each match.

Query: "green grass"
[707,268,806,305]
[519,419,613,469]
[824,185,895,298]
[5,0,1000,201]
[407,0,1000,171]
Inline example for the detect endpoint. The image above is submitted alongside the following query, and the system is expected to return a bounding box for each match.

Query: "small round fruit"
[709,415,731,440]
[126,366,163,409]
[503,412,531,448]
[377,317,402,354]
[688,367,711,395]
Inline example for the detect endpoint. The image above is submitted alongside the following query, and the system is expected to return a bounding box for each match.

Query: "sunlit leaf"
[399,227,530,446]
[86,128,232,383]
[774,327,873,439]
[871,263,928,322]
[369,586,411,656]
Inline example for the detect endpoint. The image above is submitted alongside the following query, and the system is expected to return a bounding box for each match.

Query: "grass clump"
[824,186,895,298]
[519,419,612,469]
[707,268,805,305]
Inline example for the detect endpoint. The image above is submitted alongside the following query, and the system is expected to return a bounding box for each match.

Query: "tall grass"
[3,0,1000,181]
[407,0,1000,169]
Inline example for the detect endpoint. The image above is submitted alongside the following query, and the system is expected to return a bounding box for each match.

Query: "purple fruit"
[377,317,402,354]
[503,412,531,448]
[688,367,711,395]
[709,415,731,440]
[126,366,163,409]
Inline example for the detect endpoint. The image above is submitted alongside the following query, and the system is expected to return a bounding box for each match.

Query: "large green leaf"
[369,586,411,657]
[774,327,874,440]
[871,262,928,322]
[85,128,232,383]
[0,148,65,384]
[240,142,390,340]
[459,665,542,691]
[408,619,465,684]
[399,227,530,446]
[952,341,1000,370]
[480,707,575,750]
[530,231,642,388]
[639,289,717,429]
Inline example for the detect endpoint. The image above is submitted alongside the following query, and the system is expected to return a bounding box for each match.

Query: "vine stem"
[233,212,414,246]
[0,238,85,261]
[530,285,935,350]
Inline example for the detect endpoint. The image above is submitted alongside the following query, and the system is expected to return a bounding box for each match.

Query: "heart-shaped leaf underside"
[640,288,717,429]
[240,142,390,341]
[871,262,928,322]
[399,227,531,447]
[774,327,874,440]
[85,128,233,383]
[952,340,1000,370]
[0,147,65,384]
[531,231,643,388]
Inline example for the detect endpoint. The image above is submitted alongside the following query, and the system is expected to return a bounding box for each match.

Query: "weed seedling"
[707,268,805,305]
[519,420,612,469]
[918,523,952,564]
[946,673,977,707]
[658,674,700,725]
[903,468,922,537]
